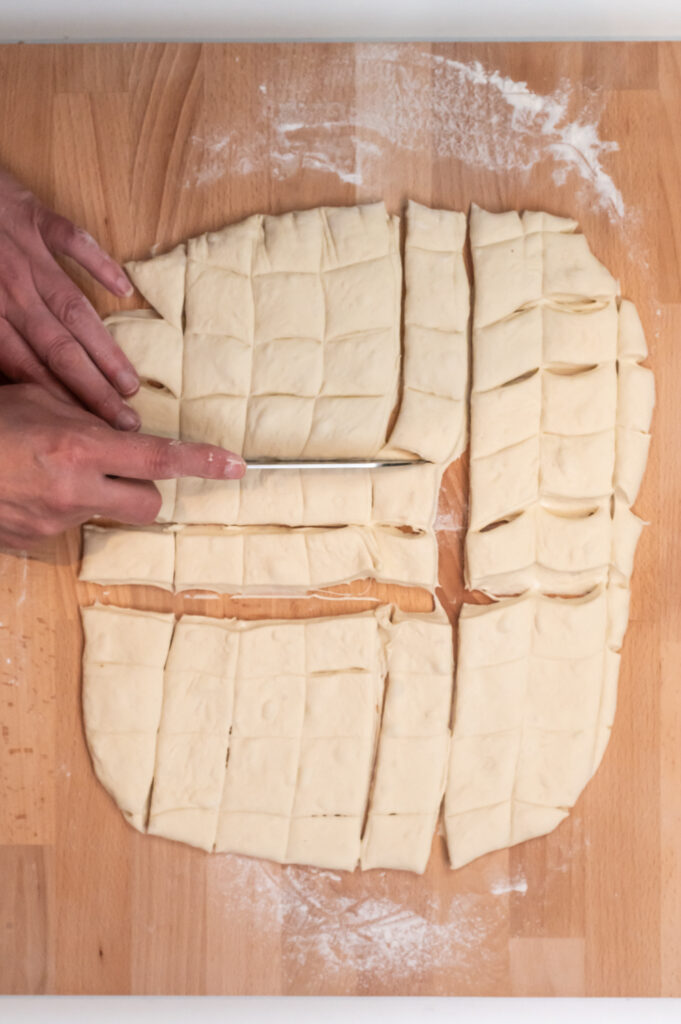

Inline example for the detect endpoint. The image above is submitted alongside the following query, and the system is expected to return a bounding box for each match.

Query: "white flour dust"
[210,855,503,981]
[489,873,528,896]
[186,46,624,220]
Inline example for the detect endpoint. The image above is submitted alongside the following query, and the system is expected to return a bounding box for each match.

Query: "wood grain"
[0,41,678,996]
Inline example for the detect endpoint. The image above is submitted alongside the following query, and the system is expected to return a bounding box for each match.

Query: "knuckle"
[145,444,175,479]
[45,335,82,378]
[56,291,87,331]
[48,475,78,514]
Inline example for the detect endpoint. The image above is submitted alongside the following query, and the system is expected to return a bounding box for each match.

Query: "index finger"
[96,430,246,481]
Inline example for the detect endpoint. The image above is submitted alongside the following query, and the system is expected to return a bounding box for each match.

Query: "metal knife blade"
[245,458,426,470]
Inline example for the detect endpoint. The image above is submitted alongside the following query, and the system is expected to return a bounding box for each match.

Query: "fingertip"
[115,369,140,396]
[224,456,246,480]
[116,406,141,431]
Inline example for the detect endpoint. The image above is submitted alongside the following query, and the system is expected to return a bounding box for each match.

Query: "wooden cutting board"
[0,41,679,997]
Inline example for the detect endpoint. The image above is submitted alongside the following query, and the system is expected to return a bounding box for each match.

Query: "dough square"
[159,669,235,735]
[465,509,536,584]
[189,215,259,275]
[444,802,512,869]
[185,263,254,338]
[175,529,244,590]
[514,727,596,807]
[221,736,300,815]
[323,257,397,340]
[540,430,615,500]
[257,208,324,273]
[286,816,361,871]
[371,463,440,529]
[183,334,253,398]
[361,813,438,873]
[80,525,175,589]
[147,808,218,852]
[87,731,157,816]
[237,469,305,525]
[373,527,438,588]
[473,233,542,327]
[105,313,183,397]
[181,395,248,451]
[453,659,528,737]
[402,327,467,401]
[304,396,391,458]
[128,386,179,438]
[542,232,618,298]
[614,426,651,505]
[445,731,521,815]
[533,589,607,660]
[542,364,617,436]
[244,395,315,458]
[370,735,449,814]
[470,373,541,459]
[323,203,394,268]
[617,362,655,433]
[237,622,307,677]
[536,504,612,573]
[231,674,306,737]
[156,479,177,524]
[468,436,539,530]
[381,673,452,737]
[542,299,618,367]
[81,606,175,668]
[473,306,543,392]
[251,339,323,397]
[391,388,465,464]
[174,478,241,526]
[215,811,290,861]
[406,200,466,252]
[151,732,228,812]
[243,531,310,588]
[618,299,648,359]
[304,527,374,586]
[304,614,381,673]
[301,470,373,525]
[125,243,186,329]
[302,672,378,737]
[293,737,373,816]
[389,618,453,675]
[252,271,325,343]
[526,654,603,732]
[83,664,165,734]
[322,329,396,396]
[167,620,238,677]
[405,249,469,333]
[511,801,568,846]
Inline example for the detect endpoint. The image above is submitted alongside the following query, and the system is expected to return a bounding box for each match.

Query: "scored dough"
[466,206,654,597]
[81,603,453,871]
[79,523,439,592]
[444,584,623,869]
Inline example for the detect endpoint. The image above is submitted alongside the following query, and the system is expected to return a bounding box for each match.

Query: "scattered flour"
[186,46,625,220]
[210,854,503,981]
[489,873,529,896]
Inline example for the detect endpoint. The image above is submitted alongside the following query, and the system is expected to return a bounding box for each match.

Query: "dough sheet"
[466,206,654,597]
[81,603,454,871]
[444,583,627,869]
[79,522,439,593]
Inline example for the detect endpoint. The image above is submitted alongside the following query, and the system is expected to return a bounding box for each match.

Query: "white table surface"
[1,2,679,1017]
[1,0,681,42]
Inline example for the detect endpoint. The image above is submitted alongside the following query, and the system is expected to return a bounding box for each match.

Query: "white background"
[1,1,680,1019]
[0,0,680,42]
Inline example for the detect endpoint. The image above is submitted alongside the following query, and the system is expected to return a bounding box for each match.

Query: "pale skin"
[0,168,246,550]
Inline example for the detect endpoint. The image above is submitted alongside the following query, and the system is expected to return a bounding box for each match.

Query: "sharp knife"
[245,458,427,470]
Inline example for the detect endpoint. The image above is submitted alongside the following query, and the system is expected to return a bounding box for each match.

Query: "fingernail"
[118,274,134,297]
[223,456,246,479]
[116,406,141,431]
[116,369,139,395]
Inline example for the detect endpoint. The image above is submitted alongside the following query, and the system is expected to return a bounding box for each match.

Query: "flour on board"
[209,854,504,980]
[185,47,624,220]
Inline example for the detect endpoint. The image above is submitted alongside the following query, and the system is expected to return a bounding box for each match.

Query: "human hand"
[0,167,142,429]
[0,384,245,550]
